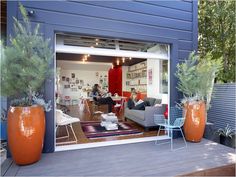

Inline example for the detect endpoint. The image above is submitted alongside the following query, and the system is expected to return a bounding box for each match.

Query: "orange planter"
[183,101,206,142]
[8,106,45,165]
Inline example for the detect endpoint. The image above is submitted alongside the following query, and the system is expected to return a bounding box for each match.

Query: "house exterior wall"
[7,0,198,152]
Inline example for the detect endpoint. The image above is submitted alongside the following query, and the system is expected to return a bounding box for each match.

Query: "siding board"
[20,7,193,41]
[208,84,236,130]
[178,50,192,59]
[138,0,193,12]
[178,40,193,50]
[74,1,193,21]
[22,1,192,31]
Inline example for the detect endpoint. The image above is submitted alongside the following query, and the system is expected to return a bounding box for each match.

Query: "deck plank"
[1,158,13,176]
[3,159,19,176]
[2,139,236,176]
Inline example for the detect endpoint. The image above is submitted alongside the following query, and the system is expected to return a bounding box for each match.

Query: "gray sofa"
[124,97,166,130]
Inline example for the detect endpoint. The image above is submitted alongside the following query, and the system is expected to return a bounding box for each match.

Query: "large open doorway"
[55,34,170,151]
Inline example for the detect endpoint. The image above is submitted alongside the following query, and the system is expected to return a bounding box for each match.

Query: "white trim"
[58,60,112,66]
[56,44,169,60]
[55,34,172,151]
[54,33,57,148]
[55,135,170,152]
[167,45,171,137]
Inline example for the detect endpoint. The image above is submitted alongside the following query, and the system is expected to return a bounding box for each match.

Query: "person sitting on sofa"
[127,92,150,110]
[91,84,116,113]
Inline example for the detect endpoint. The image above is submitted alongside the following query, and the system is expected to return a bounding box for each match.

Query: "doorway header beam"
[56,45,169,60]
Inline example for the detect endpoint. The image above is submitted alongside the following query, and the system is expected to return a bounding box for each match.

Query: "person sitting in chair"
[127,92,150,110]
[91,84,116,113]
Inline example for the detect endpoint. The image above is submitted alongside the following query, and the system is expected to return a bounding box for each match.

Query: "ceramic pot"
[183,101,206,142]
[220,135,235,148]
[8,106,45,165]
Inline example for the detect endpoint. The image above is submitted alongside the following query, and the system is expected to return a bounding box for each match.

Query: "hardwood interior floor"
[56,102,164,146]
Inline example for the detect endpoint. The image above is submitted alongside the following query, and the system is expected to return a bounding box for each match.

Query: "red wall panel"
[108,66,122,96]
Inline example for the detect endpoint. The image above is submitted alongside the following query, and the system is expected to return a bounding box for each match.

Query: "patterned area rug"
[81,121,143,139]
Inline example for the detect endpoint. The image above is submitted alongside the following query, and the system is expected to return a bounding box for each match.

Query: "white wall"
[146,59,161,99]
[147,45,164,99]
[57,61,110,99]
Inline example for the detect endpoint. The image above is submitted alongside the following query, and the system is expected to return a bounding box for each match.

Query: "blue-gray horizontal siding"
[7,0,197,153]
[208,84,236,130]
[20,0,194,55]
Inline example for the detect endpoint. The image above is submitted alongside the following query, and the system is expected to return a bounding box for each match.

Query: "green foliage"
[175,51,223,110]
[199,0,235,83]
[1,108,7,121]
[1,4,53,106]
[216,124,235,139]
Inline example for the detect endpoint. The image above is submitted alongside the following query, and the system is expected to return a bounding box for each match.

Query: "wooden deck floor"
[2,139,235,176]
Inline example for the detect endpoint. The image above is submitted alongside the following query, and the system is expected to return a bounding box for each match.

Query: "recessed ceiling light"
[122,57,125,63]
[116,59,120,65]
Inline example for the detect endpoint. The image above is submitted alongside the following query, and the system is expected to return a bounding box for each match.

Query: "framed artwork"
[80,80,84,86]
[70,84,76,88]
[71,88,78,92]
[71,73,75,78]
[70,78,75,83]
[64,85,70,89]
[66,77,70,82]
[148,68,153,85]
[76,79,79,84]
[62,76,66,81]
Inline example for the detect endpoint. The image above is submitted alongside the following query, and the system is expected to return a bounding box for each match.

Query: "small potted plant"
[216,124,235,148]
[175,52,222,142]
[1,4,53,165]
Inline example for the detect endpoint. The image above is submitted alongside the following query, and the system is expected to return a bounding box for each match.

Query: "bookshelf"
[125,61,147,92]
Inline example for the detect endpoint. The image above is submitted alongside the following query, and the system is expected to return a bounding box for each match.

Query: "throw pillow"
[133,102,146,110]
[144,97,156,106]
[135,99,144,106]
[154,99,162,105]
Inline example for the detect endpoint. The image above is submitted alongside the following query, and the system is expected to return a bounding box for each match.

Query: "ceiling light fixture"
[116,59,120,65]
[129,57,132,60]
[122,57,125,63]
[95,42,99,46]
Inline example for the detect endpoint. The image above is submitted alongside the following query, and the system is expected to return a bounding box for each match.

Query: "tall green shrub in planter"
[175,52,222,142]
[0,4,53,165]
